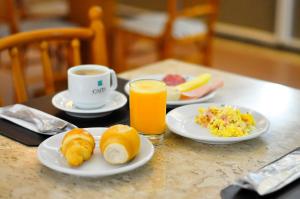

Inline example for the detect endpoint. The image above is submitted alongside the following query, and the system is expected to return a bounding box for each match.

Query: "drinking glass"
[129,79,167,144]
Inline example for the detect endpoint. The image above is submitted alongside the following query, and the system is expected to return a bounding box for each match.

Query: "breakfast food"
[136,73,221,102]
[176,73,211,92]
[163,73,223,101]
[163,74,186,86]
[100,125,140,164]
[181,80,224,100]
[61,128,95,167]
[195,106,255,137]
[166,86,181,101]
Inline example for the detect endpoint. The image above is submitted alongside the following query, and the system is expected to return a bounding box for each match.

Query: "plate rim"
[37,127,155,177]
[123,74,217,106]
[51,90,127,114]
[166,103,270,144]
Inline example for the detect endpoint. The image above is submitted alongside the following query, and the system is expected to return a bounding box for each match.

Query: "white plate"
[37,127,154,177]
[52,90,127,118]
[124,74,216,107]
[166,103,270,144]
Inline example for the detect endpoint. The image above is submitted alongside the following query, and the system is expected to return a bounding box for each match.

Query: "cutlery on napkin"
[0,104,77,135]
[235,147,300,195]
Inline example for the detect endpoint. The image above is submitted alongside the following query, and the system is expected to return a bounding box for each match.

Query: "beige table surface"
[1,59,300,199]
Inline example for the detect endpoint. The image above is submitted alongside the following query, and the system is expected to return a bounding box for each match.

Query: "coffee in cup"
[68,65,118,109]
[73,69,105,76]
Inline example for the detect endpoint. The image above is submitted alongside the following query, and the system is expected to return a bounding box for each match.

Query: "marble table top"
[1,59,300,199]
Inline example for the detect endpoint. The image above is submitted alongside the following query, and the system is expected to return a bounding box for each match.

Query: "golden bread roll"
[61,128,95,167]
[100,125,140,164]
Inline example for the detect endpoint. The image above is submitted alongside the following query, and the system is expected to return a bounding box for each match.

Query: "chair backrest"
[0,6,107,103]
[164,0,219,38]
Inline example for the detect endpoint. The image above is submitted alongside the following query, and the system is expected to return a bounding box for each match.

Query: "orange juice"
[130,80,167,135]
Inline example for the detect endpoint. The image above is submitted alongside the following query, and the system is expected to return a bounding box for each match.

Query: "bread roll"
[100,125,140,164]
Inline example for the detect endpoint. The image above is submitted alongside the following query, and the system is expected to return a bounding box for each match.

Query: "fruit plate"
[124,74,217,107]
[37,128,154,177]
[166,103,270,144]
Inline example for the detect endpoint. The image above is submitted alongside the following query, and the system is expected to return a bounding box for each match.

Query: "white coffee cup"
[68,65,118,109]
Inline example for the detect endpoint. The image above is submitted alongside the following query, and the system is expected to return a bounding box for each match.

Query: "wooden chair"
[115,0,219,71]
[0,0,77,81]
[0,0,76,36]
[0,6,107,103]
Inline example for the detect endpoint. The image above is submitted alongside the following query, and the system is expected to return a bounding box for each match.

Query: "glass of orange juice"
[129,79,167,143]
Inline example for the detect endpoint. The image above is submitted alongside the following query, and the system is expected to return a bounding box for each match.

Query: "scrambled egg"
[195,106,255,137]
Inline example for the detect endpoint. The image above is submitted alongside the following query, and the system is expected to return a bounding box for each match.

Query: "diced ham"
[181,80,224,100]
[163,74,186,86]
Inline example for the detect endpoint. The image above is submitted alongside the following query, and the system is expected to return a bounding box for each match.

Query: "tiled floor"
[1,37,300,105]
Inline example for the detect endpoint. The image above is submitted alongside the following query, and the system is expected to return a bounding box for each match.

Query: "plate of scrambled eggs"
[166,103,270,144]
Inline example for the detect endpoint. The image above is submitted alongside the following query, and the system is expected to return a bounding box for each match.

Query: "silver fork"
[2,108,77,135]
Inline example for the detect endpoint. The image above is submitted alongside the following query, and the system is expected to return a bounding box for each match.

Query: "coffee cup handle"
[110,69,118,90]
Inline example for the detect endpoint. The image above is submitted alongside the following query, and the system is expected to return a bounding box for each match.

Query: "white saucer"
[124,74,217,107]
[37,127,154,177]
[166,103,270,144]
[52,90,127,118]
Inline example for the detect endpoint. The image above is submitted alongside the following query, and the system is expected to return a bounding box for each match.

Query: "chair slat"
[178,4,216,17]
[40,41,55,95]
[5,0,20,33]
[71,39,81,66]
[9,47,28,102]
[89,7,108,65]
